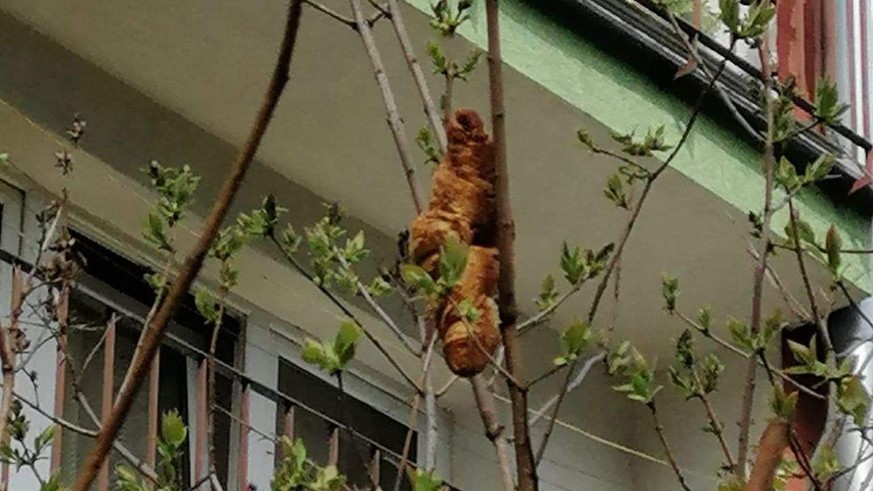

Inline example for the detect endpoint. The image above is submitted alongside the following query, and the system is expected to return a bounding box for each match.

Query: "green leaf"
[697,307,713,333]
[775,157,801,192]
[366,276,393,297]
[194,288,219,324]
[603,173,629,209]
[416,127,441,165]
[719,0,740,33]
[333,319,361,368]
[699,354,724,394]
[804,154,835,183]
[39,472,64,491]
[33,425,55,453]
[812,444,842,482]
[814,78,849,124]
[344,230,368,263]
[557,319,591,364]
[727,317,755,352]
[302,339,326,366]
[439,236,469,289]
[401,264,436,295]
[456,49,483,81]
[836,375,870,426]
[143,212,172,252]
[770,383,798,420]
[560,242,585,285]
[674,329,694,368]
[668,367,697,399]
[426,41,448,74]
[161,410,187,449]
[661,274,680,312]
[787,339,813,365]
[614,367,662,405]
[279,224,302,254]
[114,465,147,491]
[412,469,445,491]
[535,274,559,311]
[457,298,481,322]
[576,129,595,150]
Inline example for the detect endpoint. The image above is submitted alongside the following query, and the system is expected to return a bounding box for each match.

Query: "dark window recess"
[58,231,241,488]
[277,360,416,490]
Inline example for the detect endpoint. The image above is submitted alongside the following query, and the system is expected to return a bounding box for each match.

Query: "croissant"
[409,109,501,377]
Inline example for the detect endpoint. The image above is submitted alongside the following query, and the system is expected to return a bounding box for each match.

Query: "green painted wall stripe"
[405,0,872,292]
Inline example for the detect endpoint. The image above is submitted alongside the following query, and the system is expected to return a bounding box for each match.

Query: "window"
[55,232,241,490]
[276,359,416,491]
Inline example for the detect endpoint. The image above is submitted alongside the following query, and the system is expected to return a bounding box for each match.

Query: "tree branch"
[70,3,304,488]
[470,376,515,491]
[483,2,537,489]
[650,401,693,491]
[737,29,776,479]
[385,0,448,154]
[349,0,425,213]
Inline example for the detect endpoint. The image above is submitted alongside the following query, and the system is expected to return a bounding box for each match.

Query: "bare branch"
[650,401,693,491]
[384,0,448,153]
[737,29,776,478]
[349,0,425,213]
[392,394,420,491]
[470,376,515,491]
[303,0,355,28]
[483,1,537,488]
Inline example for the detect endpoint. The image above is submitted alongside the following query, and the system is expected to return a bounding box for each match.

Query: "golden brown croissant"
[409,108,501,377]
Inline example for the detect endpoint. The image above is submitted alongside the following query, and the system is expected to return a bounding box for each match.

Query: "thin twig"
[470,376,515,491]
[392,394,421,491]
[303,0,355,28]
[385,0,448,153]
[786,199,833,352]
[422,335,438,471]
[434,375,459,398]
[690,371,736,473]
[517,286,580,334]
[349,0,425,213]
[649,401,693,491]
[736,30,775,479]
[70,3,305,488]
[207,291,228,487]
